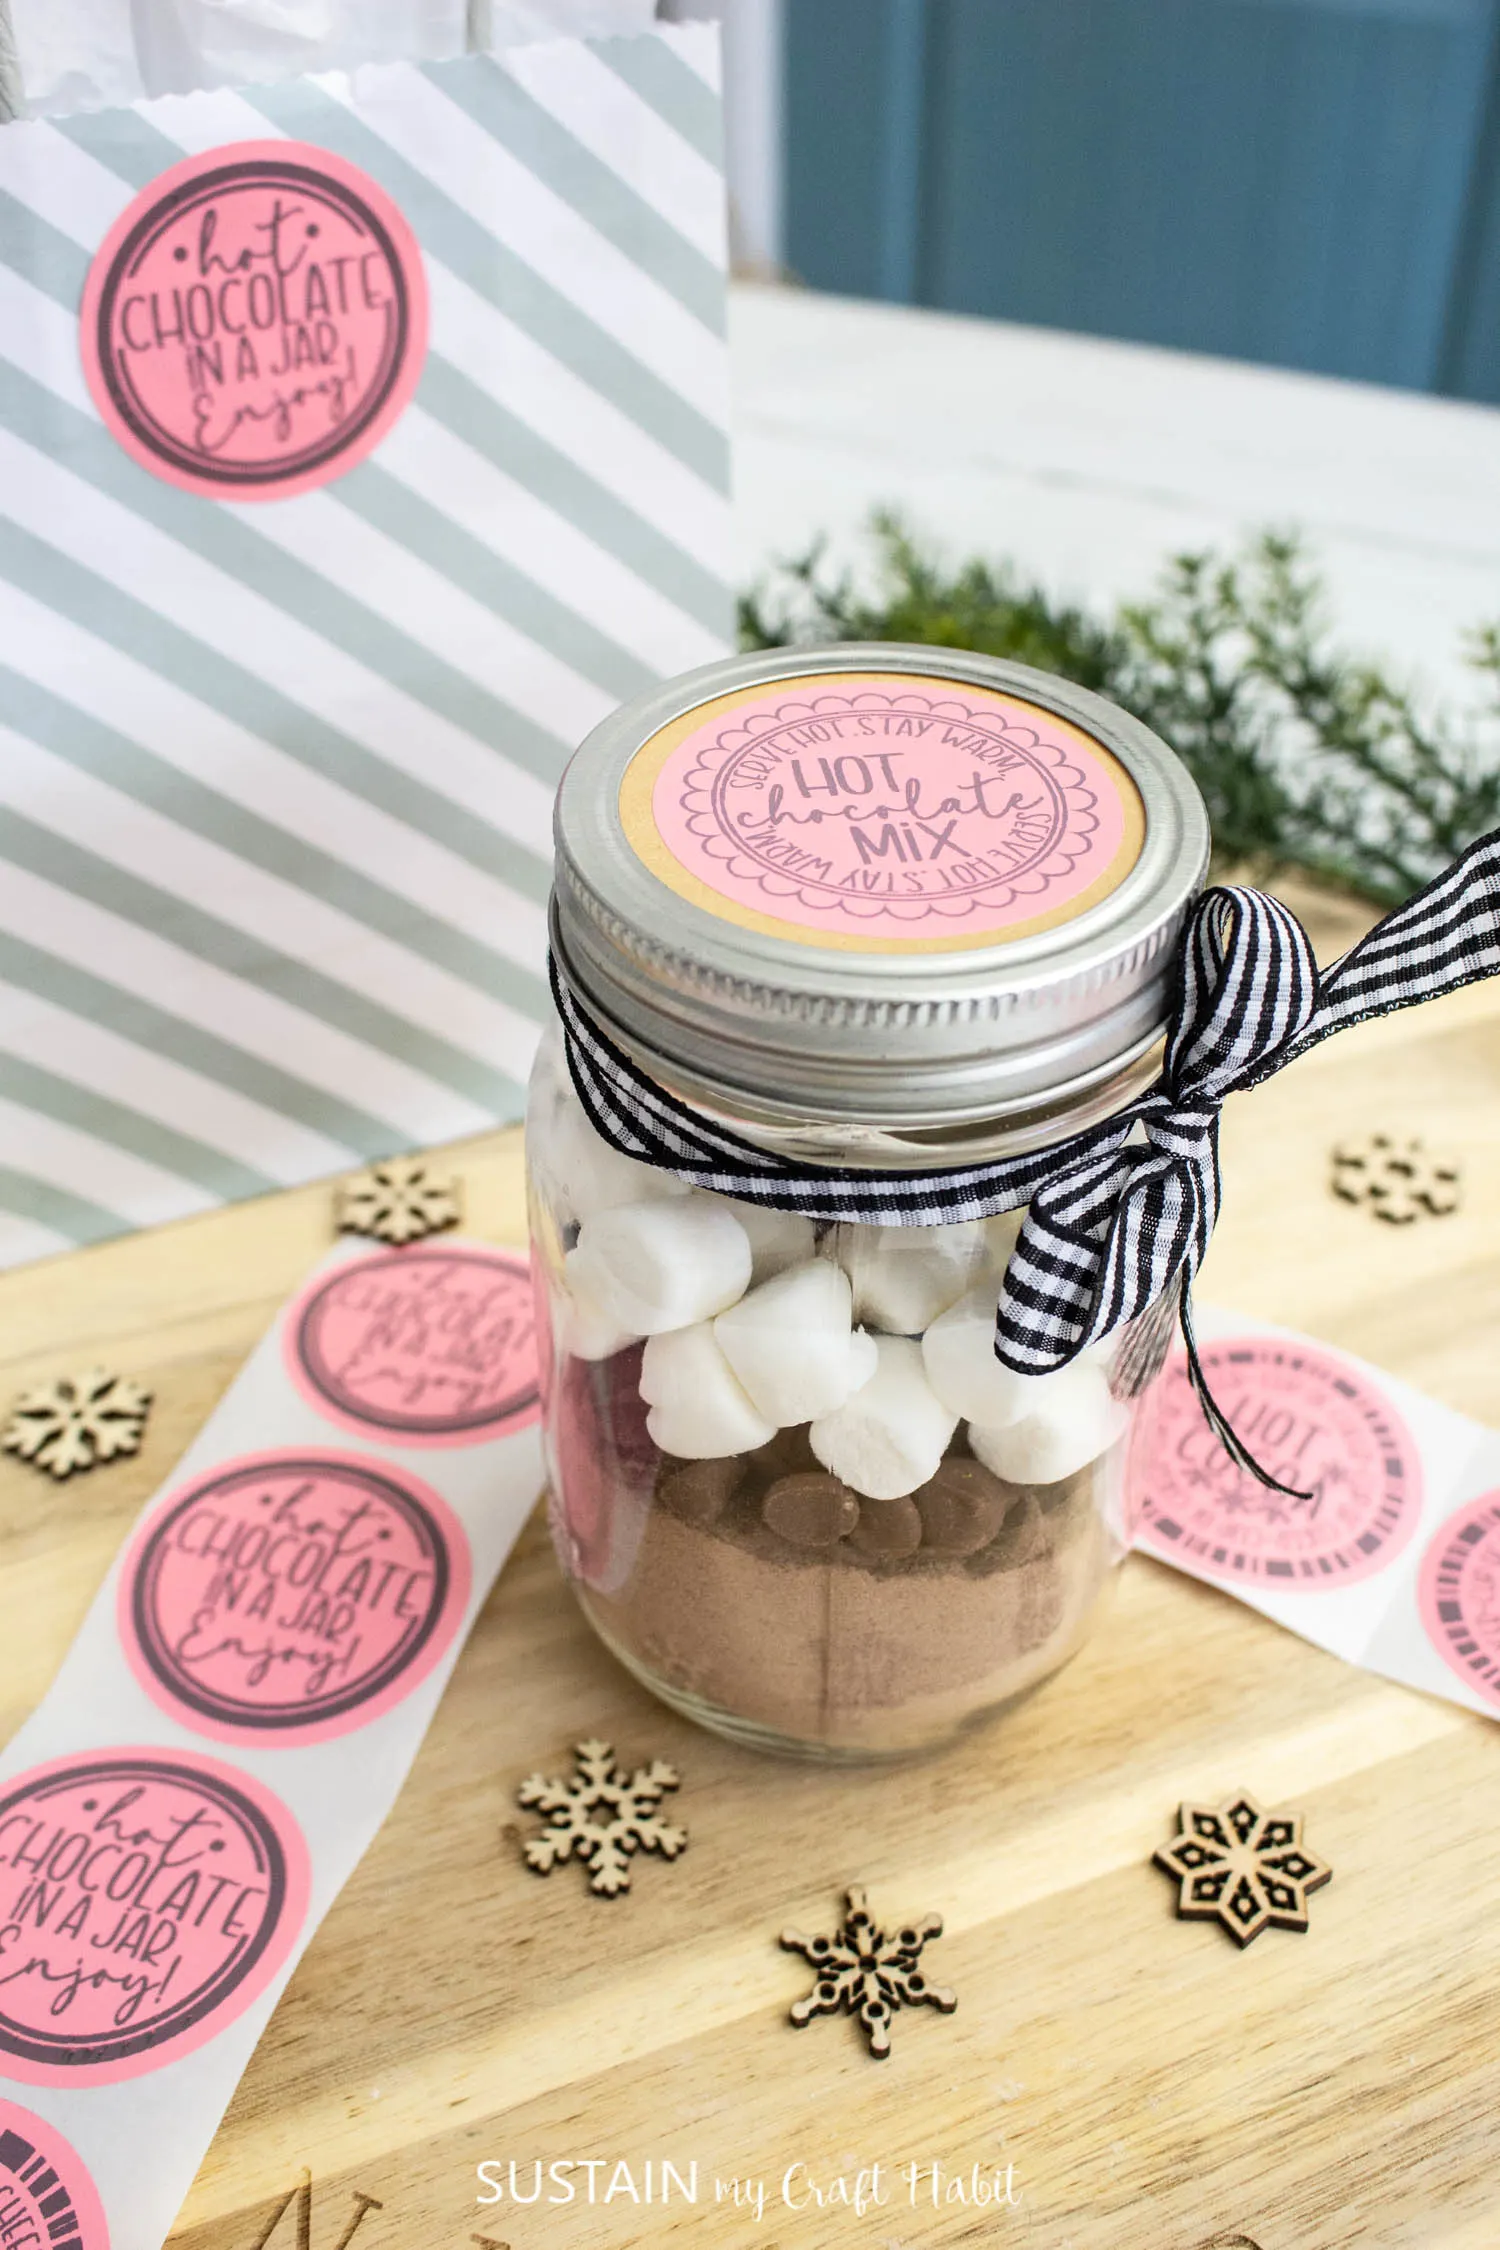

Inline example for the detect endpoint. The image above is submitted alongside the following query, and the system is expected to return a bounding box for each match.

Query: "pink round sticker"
[120,1449,471,1745]
[0,1750,308,2087]
[635,678,1137,942]
[286,1246,539,1446]
[79,140,427,500]
[0,2098,109,2250]
[1136,1338,1421,1587]
[1418,1490,1500,1708]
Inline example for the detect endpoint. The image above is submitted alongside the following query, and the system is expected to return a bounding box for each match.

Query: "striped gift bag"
[0,22,732,1269]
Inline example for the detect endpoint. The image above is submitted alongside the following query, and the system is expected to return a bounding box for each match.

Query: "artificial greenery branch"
[740,516,1500,906]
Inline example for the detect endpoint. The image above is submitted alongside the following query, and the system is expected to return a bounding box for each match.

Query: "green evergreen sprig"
[739,515,1500,905]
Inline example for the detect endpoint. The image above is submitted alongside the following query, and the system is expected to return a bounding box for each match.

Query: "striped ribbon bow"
[553,828,1500,1489]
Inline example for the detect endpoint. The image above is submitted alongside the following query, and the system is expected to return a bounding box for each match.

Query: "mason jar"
[529,646,1209,1761]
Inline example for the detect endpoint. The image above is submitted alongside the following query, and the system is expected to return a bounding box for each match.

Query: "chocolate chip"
[762,1472,861,1548]
[1013,1562,1067,1651]
[657,1454,746,1527]
[913,1457,1009,1555]
[986,1493,1048,1569]
[746,1424,818,1481]
[1034,1466,1093,1518]
[847,1494,922,1560]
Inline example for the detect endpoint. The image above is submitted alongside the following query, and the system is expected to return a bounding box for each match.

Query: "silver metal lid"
[551,644,1210,1130]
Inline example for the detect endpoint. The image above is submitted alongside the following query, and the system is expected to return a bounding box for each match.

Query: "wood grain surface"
[3,900,1499,2250]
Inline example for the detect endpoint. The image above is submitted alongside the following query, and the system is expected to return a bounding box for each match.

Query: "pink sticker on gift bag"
[0,2098,110,2250]
[1137,1337,1423,1587]
[119,1449,471,1745]
[0,1750,308,2087]
[79,140,428,500]
[285,1245,539,1446]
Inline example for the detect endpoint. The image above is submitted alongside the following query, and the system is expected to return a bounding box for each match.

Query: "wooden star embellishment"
[517,1739,687,1897]
[336,1156,461,1245]
[1154,1793,1332,1946]
[1331,1132,1459,1224]
[1,1369,152,1481]
[781,1887,957,2058]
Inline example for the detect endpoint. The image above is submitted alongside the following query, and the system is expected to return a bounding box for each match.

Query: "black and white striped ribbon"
[553,826,1500,1489]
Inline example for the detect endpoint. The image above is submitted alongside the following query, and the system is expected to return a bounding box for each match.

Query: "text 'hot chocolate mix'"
[619,672,1146,950]
[1138,1339,1423,1586]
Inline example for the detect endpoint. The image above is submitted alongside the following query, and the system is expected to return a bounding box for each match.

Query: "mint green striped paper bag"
[0,25,731,1269]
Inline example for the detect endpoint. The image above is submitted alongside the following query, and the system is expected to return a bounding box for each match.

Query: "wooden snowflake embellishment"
[780,1887,957,2058]
[1154,1792,1332,1946]
[1331,1133,1459,1224]
[1,1368,152,1481]
[336,1156,461,1245]
[517,1738,687,1897]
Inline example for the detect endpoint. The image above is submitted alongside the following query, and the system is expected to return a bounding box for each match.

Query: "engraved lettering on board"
[247,2169,383,2250]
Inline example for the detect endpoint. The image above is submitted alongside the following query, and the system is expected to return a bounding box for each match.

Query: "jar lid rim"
[552,644,1210,1127]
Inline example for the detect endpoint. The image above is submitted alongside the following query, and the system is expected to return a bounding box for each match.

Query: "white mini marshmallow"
[714,1195,818,1282]
[809,1334,959,1501]
[968,1362,1128,1486]
[639,1323,776,1458]
[539,1098,693,1227]
[550,1274,638,1363]
[566,1199,752,1337]
[713,1258,878,1426]
[921,1283,1030,1425]
[838,1221,987,1335]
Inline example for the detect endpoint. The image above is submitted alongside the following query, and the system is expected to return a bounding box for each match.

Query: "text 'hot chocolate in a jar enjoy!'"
[530,646,1209,1759]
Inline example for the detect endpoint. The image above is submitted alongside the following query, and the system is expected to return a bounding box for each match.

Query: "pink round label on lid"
[286,1246,539,1446]
[79,140,427,500]
[620,673,1145,951]
[119,1448,471,1744]
[0,1750,308,2086]
[1418,1490,1500,1708]
[0,2099,109,2250]
[1137,1337,1422,1587]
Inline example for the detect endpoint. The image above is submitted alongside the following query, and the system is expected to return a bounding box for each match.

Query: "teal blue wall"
[784,0,1500,400]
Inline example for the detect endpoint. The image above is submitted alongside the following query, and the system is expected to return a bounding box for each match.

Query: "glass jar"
[530,645,1209,1760]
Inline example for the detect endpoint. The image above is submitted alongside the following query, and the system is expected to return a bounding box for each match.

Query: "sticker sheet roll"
[0,1236,543,2250]
[1134,1303,1500,1718]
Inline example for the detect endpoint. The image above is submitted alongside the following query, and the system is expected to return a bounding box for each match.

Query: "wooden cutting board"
[4,900,1499,2250]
